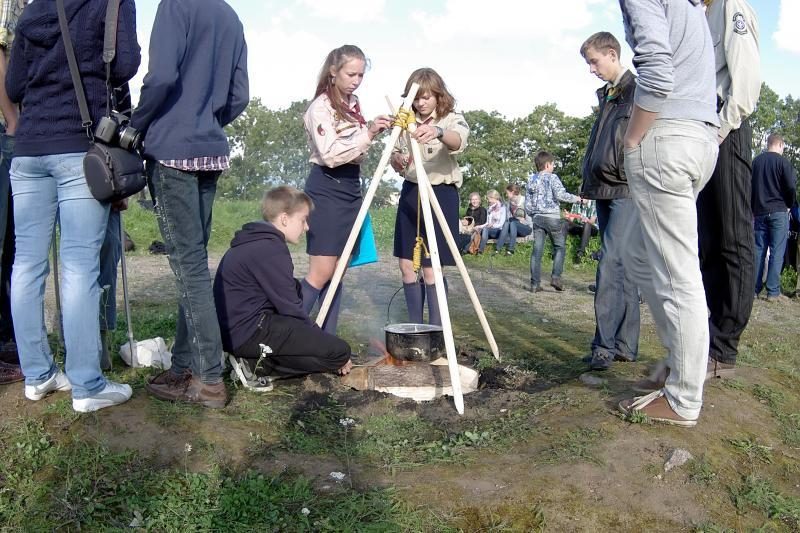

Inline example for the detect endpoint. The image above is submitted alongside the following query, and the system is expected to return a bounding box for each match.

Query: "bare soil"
[5,251,800,531]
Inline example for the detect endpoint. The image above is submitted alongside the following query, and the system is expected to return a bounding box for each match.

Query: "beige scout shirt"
[394,111,469,187]
[304,93,372,168]
[706,0,761,140]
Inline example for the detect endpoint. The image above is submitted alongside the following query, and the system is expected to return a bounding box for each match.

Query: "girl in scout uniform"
[301,44,391,334]
[390,68,470,325]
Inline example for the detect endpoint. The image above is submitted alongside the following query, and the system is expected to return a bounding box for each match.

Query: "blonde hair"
[262,186,314,222]
[486,189,501,201]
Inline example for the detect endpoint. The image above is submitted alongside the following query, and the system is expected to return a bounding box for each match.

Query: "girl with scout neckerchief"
[300,45,392,334]
[390,68,470,325]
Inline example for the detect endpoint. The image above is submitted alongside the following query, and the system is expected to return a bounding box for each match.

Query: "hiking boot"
[25,370,71,400]
[145,369,192,402]
[706,358,735,380]
[185,377,228,408]
[589,352,613,371]
[550,277,564,291]
[0,360,24,385]
[73,381,133,413]
[146,369,228,408]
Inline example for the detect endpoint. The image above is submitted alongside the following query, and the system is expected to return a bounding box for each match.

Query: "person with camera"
[131,0,248,409]
[5,0,140,412]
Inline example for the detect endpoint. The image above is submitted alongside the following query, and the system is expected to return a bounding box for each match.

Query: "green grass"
[730,475,800,530]
[0,417,446,531]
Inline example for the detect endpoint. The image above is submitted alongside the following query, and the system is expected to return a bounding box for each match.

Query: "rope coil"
[393,107,416,130]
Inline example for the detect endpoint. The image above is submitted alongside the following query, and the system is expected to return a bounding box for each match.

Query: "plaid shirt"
[160,155,230,172]
[0,0,24,50]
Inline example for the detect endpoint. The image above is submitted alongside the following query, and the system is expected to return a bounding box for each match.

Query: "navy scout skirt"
[304,163,362,256]
[393,180,459,266]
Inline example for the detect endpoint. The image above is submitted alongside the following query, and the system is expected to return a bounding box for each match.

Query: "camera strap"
[102,0,121,115]
[56,0,93,137]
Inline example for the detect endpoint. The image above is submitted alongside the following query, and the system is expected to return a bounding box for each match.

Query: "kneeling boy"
[213,186,353,386]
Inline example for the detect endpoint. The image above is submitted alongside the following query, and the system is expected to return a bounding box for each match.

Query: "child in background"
[495,184,532,255]
[214,186,353,390]
[475,189,507,254]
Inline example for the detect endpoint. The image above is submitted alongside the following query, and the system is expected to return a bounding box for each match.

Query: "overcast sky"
[131,0,799,120]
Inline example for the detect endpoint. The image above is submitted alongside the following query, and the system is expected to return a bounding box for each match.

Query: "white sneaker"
[25,370,72,401]
[229,355,273,392]
[72,381,133,413]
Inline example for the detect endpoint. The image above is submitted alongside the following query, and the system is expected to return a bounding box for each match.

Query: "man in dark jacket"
[214,186,352,384]
[752,133,797,301]
[132,0,248,408]
[579,32,640,371]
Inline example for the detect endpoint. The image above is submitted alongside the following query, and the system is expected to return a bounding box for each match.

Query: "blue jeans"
[477,226,502,253]
[530,215,565,287]
[99,209,121,331]
[591,199,640,360]
[148,162,223,383]
[754,211,789,297]
[495,219,532,252]
[10,153,109,399]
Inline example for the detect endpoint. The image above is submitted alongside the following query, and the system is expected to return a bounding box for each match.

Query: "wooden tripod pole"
[316,83,421,327]
[407,131,464,414]
[419,178,501,361]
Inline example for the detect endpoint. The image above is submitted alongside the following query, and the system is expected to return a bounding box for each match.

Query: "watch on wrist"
[435,126,444,139]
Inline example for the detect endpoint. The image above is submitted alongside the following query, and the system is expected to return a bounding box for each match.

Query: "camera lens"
[118,126,141,151]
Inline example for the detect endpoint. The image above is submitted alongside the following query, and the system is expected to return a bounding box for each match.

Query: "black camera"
[94,111,141,151]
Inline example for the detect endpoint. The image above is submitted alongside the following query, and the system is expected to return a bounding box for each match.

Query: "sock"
[403,282,424,324]
[319,282,343,334]
[301,278,320,315]
[425,283,442,326]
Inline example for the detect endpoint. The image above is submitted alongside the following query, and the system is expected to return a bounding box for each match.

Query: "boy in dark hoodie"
[213,186,353,387]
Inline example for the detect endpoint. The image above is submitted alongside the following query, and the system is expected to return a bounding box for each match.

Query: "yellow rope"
[393,107,416,130]
[412,188,430,273]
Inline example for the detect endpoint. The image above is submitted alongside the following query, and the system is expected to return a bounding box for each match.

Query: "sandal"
[618,389,697,427]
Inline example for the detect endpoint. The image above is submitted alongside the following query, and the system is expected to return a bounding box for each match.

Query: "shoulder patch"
[317,123,326,136]
[457,120,469,129]
[732,12,748,35]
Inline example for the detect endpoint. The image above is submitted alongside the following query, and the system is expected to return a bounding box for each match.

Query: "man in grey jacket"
[616,0,720,427]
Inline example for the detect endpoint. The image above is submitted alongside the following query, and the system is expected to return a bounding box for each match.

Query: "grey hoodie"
[619,0,720,127]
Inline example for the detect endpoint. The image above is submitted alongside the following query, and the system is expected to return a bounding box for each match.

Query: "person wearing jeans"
[475,189,506,254]
[5,0,139,412]
[616,0,720,427]
[495,184,531,255]
[132,0,248,408]
[529,214,566,291]
[751,133,796,300]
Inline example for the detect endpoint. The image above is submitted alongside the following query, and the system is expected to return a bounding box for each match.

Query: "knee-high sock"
[319,282,343,334]
[403,281,425,324]
[301,278,320,316]
[425,283,441,326]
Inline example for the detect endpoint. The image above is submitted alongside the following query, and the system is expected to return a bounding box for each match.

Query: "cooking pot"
[384,323,445,362]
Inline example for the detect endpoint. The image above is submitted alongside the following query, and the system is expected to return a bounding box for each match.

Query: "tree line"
[223,83,799,204]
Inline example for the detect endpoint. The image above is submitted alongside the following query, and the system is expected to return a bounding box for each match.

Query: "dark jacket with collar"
[130,0,248,160]
[6,0,140,156]
[580,69,636,200]
[213,221,311,353]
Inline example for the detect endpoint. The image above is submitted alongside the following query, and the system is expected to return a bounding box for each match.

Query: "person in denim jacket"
[525,151,584,292]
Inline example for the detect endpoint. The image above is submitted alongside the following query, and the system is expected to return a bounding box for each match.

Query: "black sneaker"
[587,283,596,294]
[589,352,613,371]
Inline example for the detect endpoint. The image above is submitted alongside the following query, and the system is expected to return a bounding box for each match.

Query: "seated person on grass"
[495,183,532,255]
[474,189,507,254]
[457,191,487,252]
[213,186,353,390]
[563,199,598,260]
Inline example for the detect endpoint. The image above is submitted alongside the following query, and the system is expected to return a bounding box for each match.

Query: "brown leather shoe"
[0,360,24,384]
[184,377,228,409]
[145,369,192,402]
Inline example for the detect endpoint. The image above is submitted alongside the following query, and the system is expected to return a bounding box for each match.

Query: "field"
[0,200,798,532]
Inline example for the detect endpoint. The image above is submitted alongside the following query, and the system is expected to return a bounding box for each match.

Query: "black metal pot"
[384,323,445,362]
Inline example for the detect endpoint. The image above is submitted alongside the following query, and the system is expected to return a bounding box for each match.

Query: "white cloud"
[773,0,800,55]
[296,0,386,23]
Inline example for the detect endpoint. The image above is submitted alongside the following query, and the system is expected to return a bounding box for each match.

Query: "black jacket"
[213,221,310,353]
[580,70,636,200]
[751,151,797,217]
[464,206,487,226]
